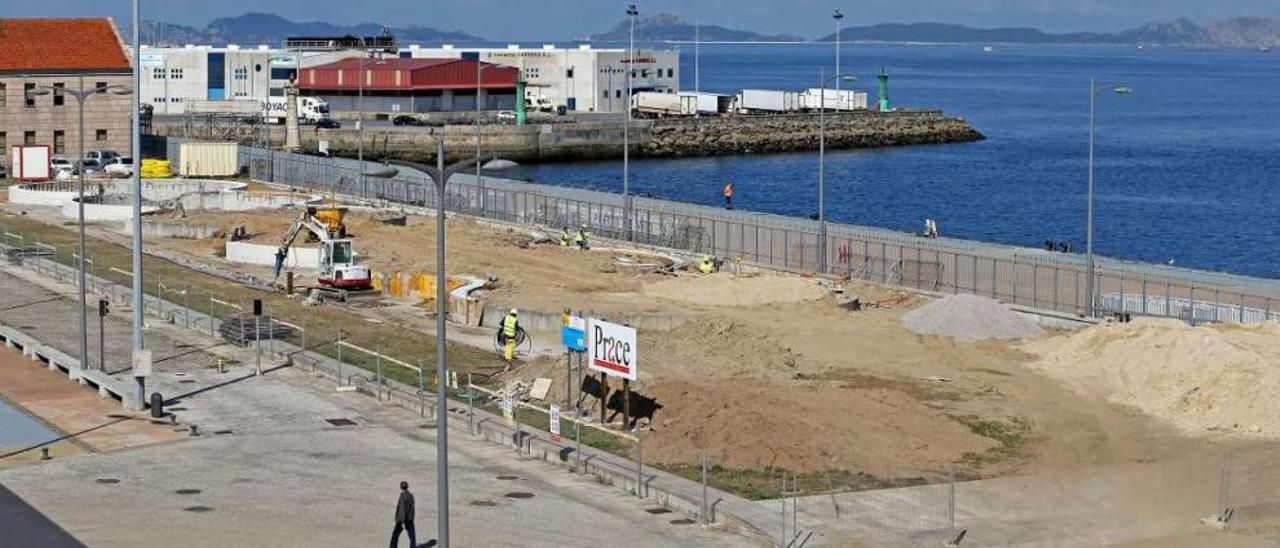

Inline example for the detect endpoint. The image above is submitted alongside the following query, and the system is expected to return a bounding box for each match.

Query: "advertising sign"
[549,404,561,443]
[561,315,586,351]
[588,319,637,381]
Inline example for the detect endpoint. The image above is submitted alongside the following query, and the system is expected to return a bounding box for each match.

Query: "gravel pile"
[903,294,1043,341]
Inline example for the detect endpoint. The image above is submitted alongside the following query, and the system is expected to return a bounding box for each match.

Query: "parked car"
[392,114,422,126]
[51,156,75,179]
[77,159,104,175]
[103,157,133,177]
[314,118,342,129]
[85,149,119,163]
[496,110,517,122]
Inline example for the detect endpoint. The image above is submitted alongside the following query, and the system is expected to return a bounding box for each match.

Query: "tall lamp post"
[816,70,855,274]
[623,3,639,240]
[833,10,844,93]
[1085,78,1133,317]
[25,81,132,379]
[475,62,498,215]
[131,0,144,409]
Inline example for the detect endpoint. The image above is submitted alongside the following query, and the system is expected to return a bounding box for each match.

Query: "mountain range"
[587,14,801,42]
[140,12,480,47]
[818,17,1279,46]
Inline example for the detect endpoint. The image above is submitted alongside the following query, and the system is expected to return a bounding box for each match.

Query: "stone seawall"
[156,111,982,164]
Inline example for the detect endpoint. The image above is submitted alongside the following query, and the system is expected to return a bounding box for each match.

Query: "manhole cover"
[469,500,498,507]
[175,488,202,495]
[325,418,358,427]
[670,518,696,525]
[213,430,234,435]
[496,475,519,481]
[504,492,535,499]
[645,507,672,515]
[178,379,196,384]
[183,506,213,513]
[95,478,120,485]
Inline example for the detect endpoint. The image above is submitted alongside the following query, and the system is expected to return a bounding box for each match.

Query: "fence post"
[1142,280,1148,316]
[1219,450,1231,520]
[780,474,787,548]
[636,432,643,499]
[209,296,215,338]
[419,360,426,418]
[948,465,956,537]
[336,326,344,384]
[467,372,474,434]
[701,449,710,525]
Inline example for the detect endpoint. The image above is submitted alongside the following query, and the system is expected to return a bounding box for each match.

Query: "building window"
[270,68,293,81]
[668,68,675,78]
[95,82,107,94]
[566,68,574,78]
[153,68,166,79]
[24,131,36,145]
[602,90,608,98]
[96,129,108,142]
[53,83,65,107]
[169,68,183,80]
[0,83,5,108]
[615,90,622,98]
[269,87,284,97]
[24,83,35,107]
[234,67,248,80]
[53,130,65,155]
[0,132,6,152]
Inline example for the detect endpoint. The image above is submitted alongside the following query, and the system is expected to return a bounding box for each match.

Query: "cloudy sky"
[9,0,1279,40]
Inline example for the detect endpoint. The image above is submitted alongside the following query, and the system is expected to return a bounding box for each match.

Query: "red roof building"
[300,58,519,113]
[0,18,131,74]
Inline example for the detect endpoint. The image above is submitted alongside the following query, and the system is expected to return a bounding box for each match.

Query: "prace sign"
[588,319,637,381]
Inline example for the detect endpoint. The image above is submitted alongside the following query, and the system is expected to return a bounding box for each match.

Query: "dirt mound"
[643,273,827,307]
[642,317,813,379]
[645,377,996,476]
[904,294,1043,341]
[1022,319,1280,437]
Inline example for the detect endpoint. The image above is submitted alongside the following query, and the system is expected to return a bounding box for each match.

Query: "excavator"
[273,206,371,290]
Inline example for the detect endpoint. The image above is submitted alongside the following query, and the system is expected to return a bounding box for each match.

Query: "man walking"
[390,481,416,548]
[501,308,520,366]
[723,181,734,210]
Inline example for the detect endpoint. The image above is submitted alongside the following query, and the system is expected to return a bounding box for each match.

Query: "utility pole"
[833,10,845,93]
[131,0,146,411]
[623,3,639,241]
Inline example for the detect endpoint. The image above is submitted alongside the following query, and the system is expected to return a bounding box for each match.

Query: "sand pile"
[1022,319,1280,437]
[645,377,996,476]
[903,294,1043,341]
[643,273,827,307]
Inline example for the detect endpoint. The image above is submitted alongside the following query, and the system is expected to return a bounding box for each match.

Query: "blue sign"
[561,316,587,351]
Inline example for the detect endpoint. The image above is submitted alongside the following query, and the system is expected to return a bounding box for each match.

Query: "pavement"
[0,261,754,547]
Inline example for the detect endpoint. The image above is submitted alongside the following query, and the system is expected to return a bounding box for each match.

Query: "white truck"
[800,88,869,112]
[677,92,728,115]
[631,91,685,118]
[263,97,330,124]
[735,89,803,114]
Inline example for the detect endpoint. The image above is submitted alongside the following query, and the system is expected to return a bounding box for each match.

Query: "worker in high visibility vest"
[502,308,520,364]
[698,255,717,275]
[723,181,734,210]
[574,224,590,250]
[559,226,571,247]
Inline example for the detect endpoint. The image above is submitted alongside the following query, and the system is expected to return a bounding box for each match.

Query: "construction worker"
[723,181,734,210]
[559,226,571,247]
[502,308,520,364]
[698,255,717,275]
[574,224,590,250]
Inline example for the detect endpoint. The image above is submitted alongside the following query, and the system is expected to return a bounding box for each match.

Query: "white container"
[736,89,801,113]
[177,142,239,177]
[631,91,683,117]
[676,92,722,114]
[801,88,869,111]
[10,145,52,181]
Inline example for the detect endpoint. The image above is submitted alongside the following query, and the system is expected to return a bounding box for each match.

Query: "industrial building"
[0,18,133,172]
[298,58,519,114]
[399,44,681,113]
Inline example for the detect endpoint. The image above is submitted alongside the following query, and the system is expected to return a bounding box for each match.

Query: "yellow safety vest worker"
[560,229,571,247]
[503,313,519,338]
[574,229,587,244]
[698,256,715,274]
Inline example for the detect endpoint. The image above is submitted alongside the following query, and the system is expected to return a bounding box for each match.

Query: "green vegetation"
[661,464,929,501]
[955,416,1030,469]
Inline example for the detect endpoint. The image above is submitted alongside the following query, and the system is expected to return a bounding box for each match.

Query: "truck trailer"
[735,89,802,114]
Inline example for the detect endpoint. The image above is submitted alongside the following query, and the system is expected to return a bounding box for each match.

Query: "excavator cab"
[318,239,371,289]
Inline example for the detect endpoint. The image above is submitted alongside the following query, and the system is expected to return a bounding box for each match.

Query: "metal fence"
[1210,445,1280,527]
[233,144,1279,324]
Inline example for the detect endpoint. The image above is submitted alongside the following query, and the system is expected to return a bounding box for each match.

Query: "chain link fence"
[1208,445,1280,527]
[233,144,1279,324]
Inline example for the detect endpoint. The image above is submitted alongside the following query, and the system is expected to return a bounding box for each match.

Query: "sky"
[7,0,1279,41]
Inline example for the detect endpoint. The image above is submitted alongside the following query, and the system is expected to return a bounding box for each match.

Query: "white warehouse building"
[399,44,681,113]
[138,45,357,115]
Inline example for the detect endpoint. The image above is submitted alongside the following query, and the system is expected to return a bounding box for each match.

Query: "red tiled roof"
[313,58,461,71]
[0,18,131,72]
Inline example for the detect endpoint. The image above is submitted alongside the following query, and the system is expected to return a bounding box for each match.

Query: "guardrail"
[233,144,1279,325]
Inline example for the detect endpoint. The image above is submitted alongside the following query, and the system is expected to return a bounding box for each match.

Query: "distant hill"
[141,12,481,47]
[589,14,801,42]
[814,17,1279,46]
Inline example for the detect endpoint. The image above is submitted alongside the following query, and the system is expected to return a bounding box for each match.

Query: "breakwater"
[155,110,982,164]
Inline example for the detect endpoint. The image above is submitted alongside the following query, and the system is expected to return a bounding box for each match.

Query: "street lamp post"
[131,0,144,410]
[358,39,366,198]
[817,70,855,274]
[623,3,639,241]
[1085,77,1133,317]
[475,63,497,215]
[833,10,844,93]
[25,81,132,380]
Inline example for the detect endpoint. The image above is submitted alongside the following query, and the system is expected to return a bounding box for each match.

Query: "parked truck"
[631,91,685,118]
[676,92,731,115]
[800,88,869,112]
[735,89,803,114]
[187,97,330,125]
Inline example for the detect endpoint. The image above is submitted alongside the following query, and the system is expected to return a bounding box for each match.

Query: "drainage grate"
[183,506,213,513]
[504,492,535,499]
[167,407,187,412]
[670,518,696,525]
[469,500,498,507]
[419,423,437,429]
[213,430,234,436]
[644,507,673,515]
[95,478,120,485]
[175,489,202,495]
[178,379,196,384]
[496,475,519,481]
[325,418,358,427]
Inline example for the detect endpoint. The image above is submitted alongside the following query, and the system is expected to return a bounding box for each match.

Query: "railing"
[233,144,1280,325]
